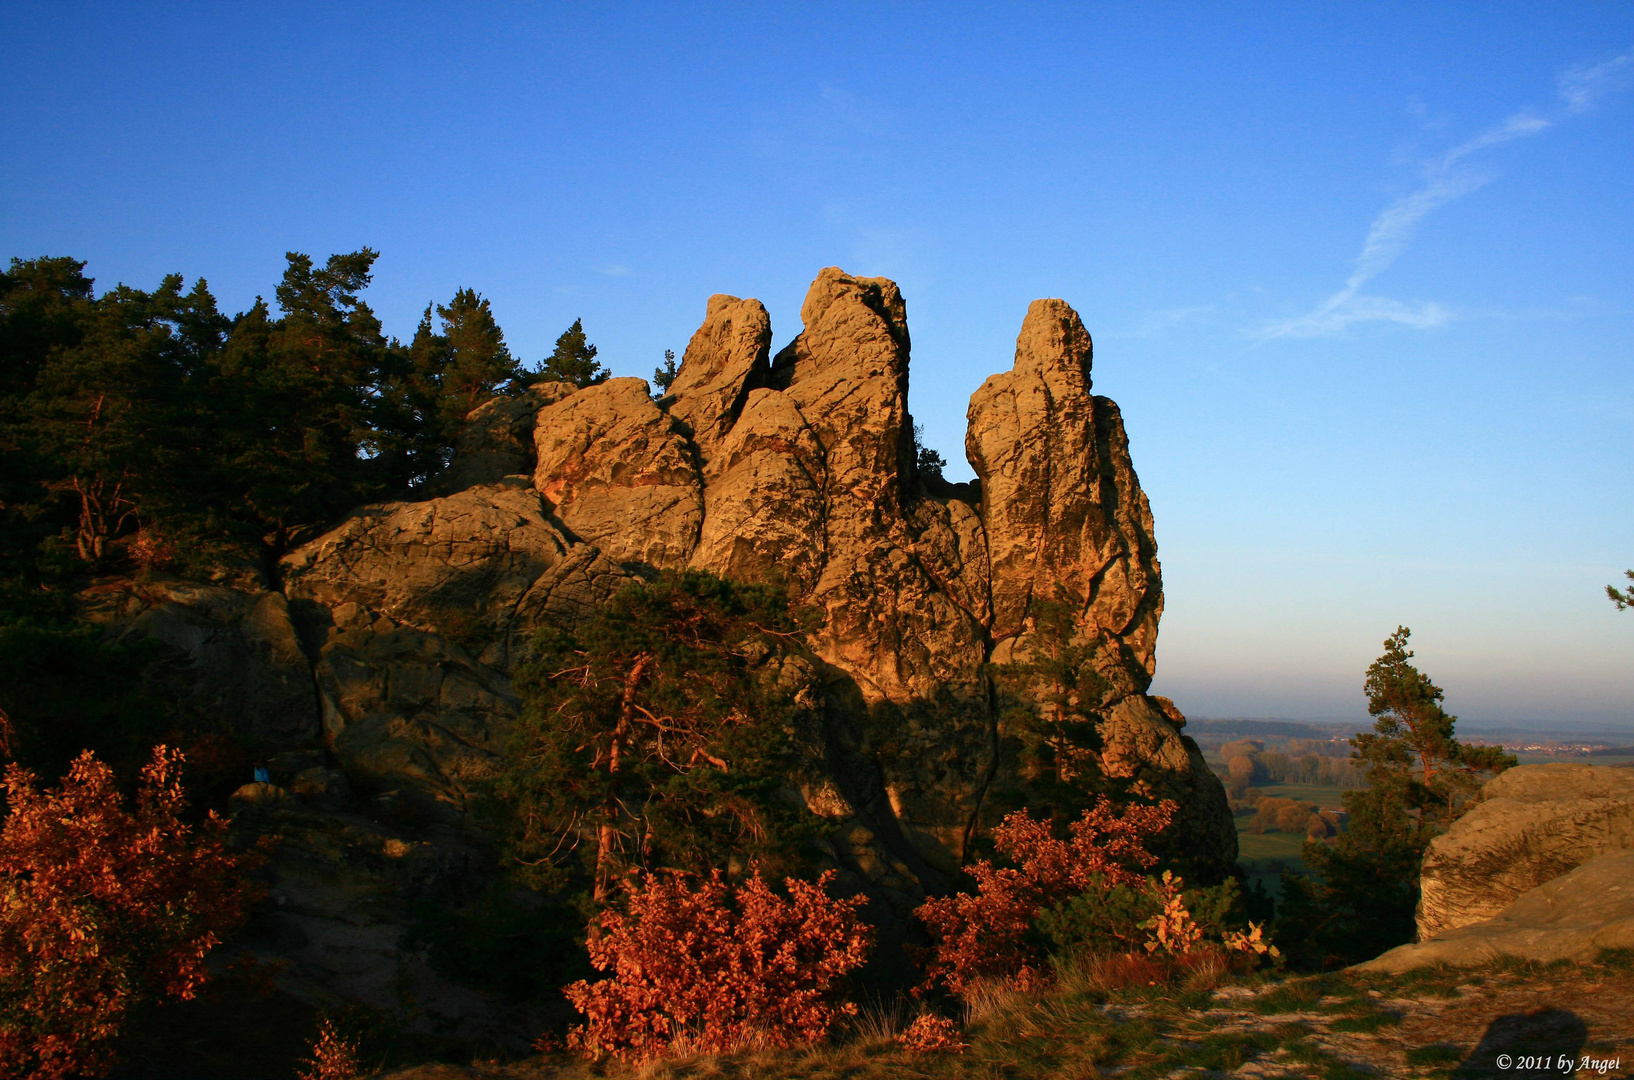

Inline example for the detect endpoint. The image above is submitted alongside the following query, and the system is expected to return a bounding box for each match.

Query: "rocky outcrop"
[533,378,704,569]
[1358,849,1634,973]
[663,294,773,467]
[429,381,576,495]
[76,269,1235,1046]
[80,580,320,745]
[1416,764,1634,940]
[278,481,634,813]
[227,782,545,1046]
[268,268,1233,894]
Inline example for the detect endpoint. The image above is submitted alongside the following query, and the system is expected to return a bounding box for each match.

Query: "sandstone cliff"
[278,267,1234,890]
[1415,763,1634,940]
[1358,763,1634,973]
[90,269,1233,1028]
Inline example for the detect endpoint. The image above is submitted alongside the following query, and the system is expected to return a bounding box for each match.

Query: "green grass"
[1249,977,1327,1015]
[1328,1011,1402,1033]
[1236,830,1308,861]
[1250,782,1351,807]
[1405,1043,1464,1066]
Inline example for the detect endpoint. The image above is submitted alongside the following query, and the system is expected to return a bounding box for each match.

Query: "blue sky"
[4,3,1631,729]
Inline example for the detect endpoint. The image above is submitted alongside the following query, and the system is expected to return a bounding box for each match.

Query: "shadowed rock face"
[271,266,1234,903]
[1359,849,1634,973]
[1415,763,1634,941]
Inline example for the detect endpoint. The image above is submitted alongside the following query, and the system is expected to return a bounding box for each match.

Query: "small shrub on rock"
[297,1015,360,1080]
[564,868,872,1061]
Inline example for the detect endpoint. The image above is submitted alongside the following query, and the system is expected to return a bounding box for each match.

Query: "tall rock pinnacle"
[280,267,1236,911]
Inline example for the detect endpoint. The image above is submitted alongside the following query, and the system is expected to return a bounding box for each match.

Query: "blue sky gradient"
[4,3,1631,728]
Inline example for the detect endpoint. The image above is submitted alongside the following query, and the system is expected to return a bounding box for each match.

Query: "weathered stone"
[689,387,827,591]
[282,482,572,642]
[306,613,519,813]
[1416,763,1634,940]
[1358,849,1634,972]
[967,299,1161,675]
[432,381,576,495]
[664,294,772,467]
[271,267,1233,907]
[228,799,543,1047]
[83,581,320,746]
[761,268,987,708]
[532,377,704,569]
[291,766,353,811]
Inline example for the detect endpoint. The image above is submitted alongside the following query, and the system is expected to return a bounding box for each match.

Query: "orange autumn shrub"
[899,1013,966,1054]
[297,1015,361,1080]
[915,797,1175,998]
[0,747,265,1080]
[565,868,872,1061]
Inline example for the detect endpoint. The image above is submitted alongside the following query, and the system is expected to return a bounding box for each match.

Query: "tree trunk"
[590,653,654,932]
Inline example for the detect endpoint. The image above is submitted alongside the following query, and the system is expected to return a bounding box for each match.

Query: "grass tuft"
[1405,1042,1464,1066]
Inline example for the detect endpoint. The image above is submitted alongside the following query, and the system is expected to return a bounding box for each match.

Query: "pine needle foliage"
[500,570,822,908]
[535,318,608,388]
[1277,627,1516,969]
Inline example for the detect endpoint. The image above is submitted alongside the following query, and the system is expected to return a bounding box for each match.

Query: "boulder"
[81,580,320,746]
[663,294,773,467]
[532,377,704,569]
[431,381,577,495]
[1416,763,1634,940]
[1357,849,1634,972]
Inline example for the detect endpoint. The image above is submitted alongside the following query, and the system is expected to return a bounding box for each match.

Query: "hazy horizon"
[4,4,1630,728]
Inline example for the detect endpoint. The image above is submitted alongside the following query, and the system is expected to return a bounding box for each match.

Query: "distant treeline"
[0,251,613,783]
[1215,738,1362,792]
[0,250,607,606]
[1188,718,1355,738]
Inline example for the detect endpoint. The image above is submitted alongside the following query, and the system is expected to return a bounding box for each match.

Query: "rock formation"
[1358,849,1634,973]
[277,267,1233,887]
[94,268,1234,1027]
[1416,763,1634,940]
[1353,762,1634,973]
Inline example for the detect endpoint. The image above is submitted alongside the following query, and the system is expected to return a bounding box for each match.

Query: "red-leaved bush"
[0,747,265,1080]
[565,868,873,1061]
[297,1015,361,1080]
[915,797,1175,998]
[899,1013,966,1054]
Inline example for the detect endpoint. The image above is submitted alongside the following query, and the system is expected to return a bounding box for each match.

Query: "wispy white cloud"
[1255,47,1629,344]
[595,264,632,277]
[1117,304,1217,339]
[1559,48,1634,113]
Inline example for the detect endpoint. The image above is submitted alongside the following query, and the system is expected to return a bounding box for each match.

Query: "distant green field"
[1235,828,1308,899]
[1516,753,1634,767]
[1245,782,1349,808]
[1236,830,1307,862]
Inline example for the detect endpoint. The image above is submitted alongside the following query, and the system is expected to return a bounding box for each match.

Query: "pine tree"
[536,318,608,388]
[985,588,1112,825]
[438,288,520,413]
[1608,570,1634,610]
[651,349,678,397]
[208,250,398,565]
[22,276,225,564]
[1276,627,1514,968]
[499,570,819,910]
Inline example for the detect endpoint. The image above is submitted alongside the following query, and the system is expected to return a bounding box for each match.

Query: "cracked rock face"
[272,266,1235,896]
[1416,763,1634,941]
